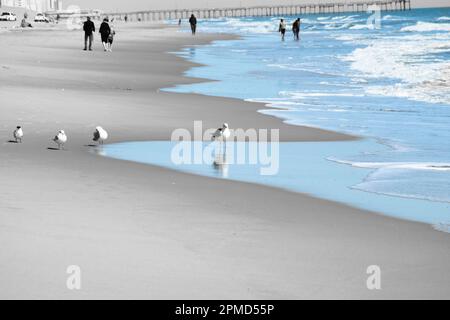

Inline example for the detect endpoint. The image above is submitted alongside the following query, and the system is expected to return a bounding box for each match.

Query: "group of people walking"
[279,18,301,41]
[83,17,116,52]
[81,14,300,50]
[179,14,302,41]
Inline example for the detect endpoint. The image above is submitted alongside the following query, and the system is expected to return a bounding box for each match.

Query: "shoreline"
[161,15,450,224]
[0,24,449,299]
[134,26,449,227]
[98,138,450,229]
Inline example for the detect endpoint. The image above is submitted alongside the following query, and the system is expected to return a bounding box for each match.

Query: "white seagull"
[53,130,67,150]
[13,126,23,143]
[212,123,231,142]
[93,126,108,145]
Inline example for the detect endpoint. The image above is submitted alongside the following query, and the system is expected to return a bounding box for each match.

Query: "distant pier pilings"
[106,0,411,22]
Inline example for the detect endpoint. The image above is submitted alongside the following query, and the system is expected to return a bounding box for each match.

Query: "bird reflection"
[213,141,229,178]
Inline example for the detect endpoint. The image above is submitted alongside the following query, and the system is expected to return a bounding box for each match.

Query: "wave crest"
[401,21,450,32]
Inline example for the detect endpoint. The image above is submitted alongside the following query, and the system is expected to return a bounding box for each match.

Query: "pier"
[106,0,411,22]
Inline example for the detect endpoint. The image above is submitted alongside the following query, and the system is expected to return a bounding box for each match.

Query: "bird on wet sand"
[13,126,23,143]
[212,123,231,161]
[93,126,108,145]
[53,130,67,150]
[212,123,231,142]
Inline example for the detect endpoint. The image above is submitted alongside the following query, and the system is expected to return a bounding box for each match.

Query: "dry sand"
[0,24,449,299]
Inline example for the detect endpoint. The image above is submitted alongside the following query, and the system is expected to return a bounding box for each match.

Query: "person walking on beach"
[99,18,111,52]
[189,14,197,35]
[292,18,300,41]
[83,17,95,51]
[279,19,287,41]
[107,21,116,52]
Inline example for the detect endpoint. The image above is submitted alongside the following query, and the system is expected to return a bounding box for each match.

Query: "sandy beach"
[0,23,449,299]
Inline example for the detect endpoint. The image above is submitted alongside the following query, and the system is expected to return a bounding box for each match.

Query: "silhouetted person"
[99,18,111,52]
[124,15,128,23]
[189,14,197,35]
[293,18,300,41]
[279,19,287,41]
[83,16,95,51]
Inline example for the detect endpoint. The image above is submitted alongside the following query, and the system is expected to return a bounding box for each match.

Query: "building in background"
[0,0,63,12]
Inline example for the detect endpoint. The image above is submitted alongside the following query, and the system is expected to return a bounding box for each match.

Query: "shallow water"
[99,8,450,230]
[165,8,450,206]
[98,140,450,230]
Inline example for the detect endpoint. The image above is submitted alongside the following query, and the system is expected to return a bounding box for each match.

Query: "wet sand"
[0,24,448,299]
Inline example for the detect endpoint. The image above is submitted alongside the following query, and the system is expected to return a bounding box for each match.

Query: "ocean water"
[99,140,450,230]
[164,8,450,206]
[100,8,450,230]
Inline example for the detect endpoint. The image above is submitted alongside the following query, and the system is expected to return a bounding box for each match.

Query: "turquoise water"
[164,8,450,205]
[100,8,450,229]
[99,140,450,230]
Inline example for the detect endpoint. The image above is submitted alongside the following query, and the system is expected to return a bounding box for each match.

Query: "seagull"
[212,123,231,142]
[13,126,23,143]
[212,123,231,159]
[53,130,67,150]
[93,126,108,145]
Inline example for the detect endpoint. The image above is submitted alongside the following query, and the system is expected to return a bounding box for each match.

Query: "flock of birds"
[12,126,109,149]
[11,123,230,149]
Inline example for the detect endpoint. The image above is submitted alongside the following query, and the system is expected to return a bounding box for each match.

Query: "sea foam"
[401,21,450,32]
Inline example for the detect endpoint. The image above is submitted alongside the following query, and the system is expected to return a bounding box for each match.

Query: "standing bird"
[212,123,231,163]
[53,130,67,150]
[93,126,108,145]
[13,126,23,143]
[212,123,231,142]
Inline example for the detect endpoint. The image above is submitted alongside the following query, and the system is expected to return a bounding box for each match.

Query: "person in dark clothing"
[279,19,287,41]
[189,14,197,35]
[99,18,111,52]
[83,17,95,51]
[292,18,300,41]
